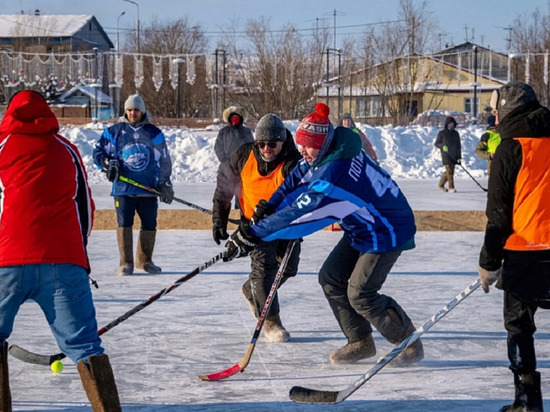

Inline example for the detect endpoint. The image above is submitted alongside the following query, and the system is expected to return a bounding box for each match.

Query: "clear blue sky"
[8,0,550,53]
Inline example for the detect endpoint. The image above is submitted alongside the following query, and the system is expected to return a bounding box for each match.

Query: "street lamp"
[172,58,185,118]
[326,48,342,118]
[116,11,125,54]
[509,53,523,82]
[123,0,139,53]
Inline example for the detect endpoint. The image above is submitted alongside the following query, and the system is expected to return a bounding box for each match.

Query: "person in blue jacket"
[223,102,424,366]
[93,94,174,275]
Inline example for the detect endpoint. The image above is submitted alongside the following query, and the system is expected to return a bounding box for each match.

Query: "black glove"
[224,224,258,262]
[251,199,274,225]
[212,223,229,245]
[103,158,119,182]
[158,181,174,204]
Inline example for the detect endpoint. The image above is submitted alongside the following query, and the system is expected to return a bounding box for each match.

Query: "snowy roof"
[58,85,112,105]
[0,14,93,38]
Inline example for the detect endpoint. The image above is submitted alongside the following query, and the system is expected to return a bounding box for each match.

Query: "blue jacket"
[93,113,172,196]
[249,126,416,253]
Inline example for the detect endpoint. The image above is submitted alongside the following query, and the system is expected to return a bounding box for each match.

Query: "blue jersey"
[93,116,172,196]
[249,127,416,253]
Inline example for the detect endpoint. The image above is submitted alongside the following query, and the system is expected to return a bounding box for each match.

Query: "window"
[464,97,479,115]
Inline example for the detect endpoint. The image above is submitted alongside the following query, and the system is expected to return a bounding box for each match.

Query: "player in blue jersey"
[223,102,424,366]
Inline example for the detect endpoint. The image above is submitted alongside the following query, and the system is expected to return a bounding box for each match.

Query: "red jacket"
[0,91,94,270]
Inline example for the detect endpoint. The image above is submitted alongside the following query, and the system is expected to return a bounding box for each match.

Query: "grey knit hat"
[491,82,538,122]
[255,114,287,142]
[124,94,146,113]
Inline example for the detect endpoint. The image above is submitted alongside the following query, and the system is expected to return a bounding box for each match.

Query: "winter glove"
[457,158,462,164]
[212,222,229,245]
[251,199,274,225]
[224,224,259,262]
[479,265,502,293]
[158,181,175,204]
[442,145,449,152]
[103,158,120,182]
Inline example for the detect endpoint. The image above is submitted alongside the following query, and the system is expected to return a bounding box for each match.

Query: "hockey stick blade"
[198,343,254,381]
[9,252,224,366]
[198,241,297,381]
[8,345,66,366]
[289,277,481,404]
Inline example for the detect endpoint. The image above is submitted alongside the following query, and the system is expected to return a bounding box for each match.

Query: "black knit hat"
[491,82,539,122]
[255,114,286,142]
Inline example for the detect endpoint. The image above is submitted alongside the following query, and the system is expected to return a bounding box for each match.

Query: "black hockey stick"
[9,252,225,366]
[198,240,297,381]
[116,174,241,224]
[444,152,487,192]
[289,277,481,404]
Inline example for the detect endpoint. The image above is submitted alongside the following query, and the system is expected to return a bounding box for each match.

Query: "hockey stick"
[443,152,488,192]
[9,252,225,366]
[289,277,481,404]
[116,174,241,224]
[457,163,488,192]
[198,240,297,381]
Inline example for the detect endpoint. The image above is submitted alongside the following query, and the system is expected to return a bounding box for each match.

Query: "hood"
[0,90,59,136]
[444,116,456,128]
[314,126,362,167]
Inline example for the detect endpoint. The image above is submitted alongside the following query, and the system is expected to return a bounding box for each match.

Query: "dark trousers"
[242,240,301,318]
[502,250,550,375]
[114,196,158,230]
[318,235,412,344]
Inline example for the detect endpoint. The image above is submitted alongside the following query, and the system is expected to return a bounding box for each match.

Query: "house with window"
[0,11,113,53]
[321,42,508,126]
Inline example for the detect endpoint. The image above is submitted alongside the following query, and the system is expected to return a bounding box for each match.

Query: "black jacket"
[434,117,462,165]
[479,102,550,271]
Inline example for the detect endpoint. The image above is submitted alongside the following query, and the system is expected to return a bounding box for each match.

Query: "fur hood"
[222,106,247,123]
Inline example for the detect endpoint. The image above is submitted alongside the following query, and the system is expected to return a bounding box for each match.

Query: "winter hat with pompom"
[295,102,331,150]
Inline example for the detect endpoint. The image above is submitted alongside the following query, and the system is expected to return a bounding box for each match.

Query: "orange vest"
[504,137,550,251]
[239,151,285,220]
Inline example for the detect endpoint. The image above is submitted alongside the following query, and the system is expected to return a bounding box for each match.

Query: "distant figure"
[338,113,378,162]
[0,90,121,411]
[214,106,254,164]
[475,115,501,175]
[93,94,174,275]
[479,82,550,412]
[434,116,462,193]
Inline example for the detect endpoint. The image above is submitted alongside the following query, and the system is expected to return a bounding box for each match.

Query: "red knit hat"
[295,102,331,150]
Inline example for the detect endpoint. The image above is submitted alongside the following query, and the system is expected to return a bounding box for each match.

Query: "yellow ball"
[51,360,64,374]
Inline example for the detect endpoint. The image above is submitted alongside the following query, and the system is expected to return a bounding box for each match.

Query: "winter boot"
[329,335,376,364]
[438,174,448,192]
[136,230,162,274]
[263,314,290,342]
[448,174,456,193]
[116,227,134,275]
[387,323,424,367]
[499,371,543,412]
[0,341,12,412]
[77,354,122,412]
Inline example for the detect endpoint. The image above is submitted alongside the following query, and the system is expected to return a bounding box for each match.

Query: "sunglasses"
[256,141,279,149]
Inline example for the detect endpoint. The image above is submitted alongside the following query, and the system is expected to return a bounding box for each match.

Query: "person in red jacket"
[0,90,121,411]
[479,82,550,411]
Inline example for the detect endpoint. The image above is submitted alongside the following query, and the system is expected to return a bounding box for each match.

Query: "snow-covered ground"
[8,229,550,411]
[8,122,547,411]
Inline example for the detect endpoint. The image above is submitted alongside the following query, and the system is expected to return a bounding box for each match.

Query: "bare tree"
[359,0,439,124]
[221,17,329,120]
[510,7,550,105]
